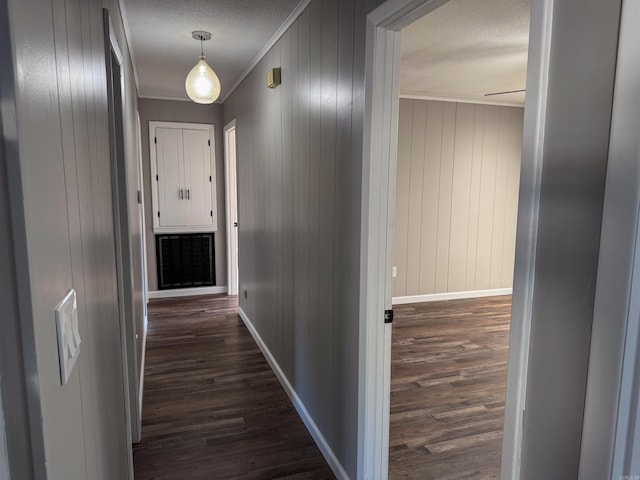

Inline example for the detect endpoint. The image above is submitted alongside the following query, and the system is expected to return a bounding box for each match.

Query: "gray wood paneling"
[138,98,226,291]
[222,0,386,476]
[394,99,524,298]
[407,100,427,295]
[4,0,137,477]
[393,99,412,297]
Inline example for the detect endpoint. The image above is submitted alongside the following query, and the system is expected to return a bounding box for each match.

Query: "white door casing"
[224,120,239,296]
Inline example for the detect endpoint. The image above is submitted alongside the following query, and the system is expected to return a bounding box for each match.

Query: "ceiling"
[400,0,530,105]
[122,0,300,101]
[123,0,529,105]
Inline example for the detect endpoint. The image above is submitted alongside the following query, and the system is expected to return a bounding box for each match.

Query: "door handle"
[234,222,238,227]
[179,189,184,200]
[186,189,190,200]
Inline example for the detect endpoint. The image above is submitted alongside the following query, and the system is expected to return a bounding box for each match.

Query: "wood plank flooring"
[133,295,335,480]
[389,295,512,480]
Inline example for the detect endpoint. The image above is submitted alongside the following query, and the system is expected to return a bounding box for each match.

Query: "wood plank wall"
[4,0,138,477]
[394,99,524,298]
[138,99,226,292]
[222,0,383,477]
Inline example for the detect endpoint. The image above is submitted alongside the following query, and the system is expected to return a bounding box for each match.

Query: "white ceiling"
[400,0,530,105]
[122,0,300,101]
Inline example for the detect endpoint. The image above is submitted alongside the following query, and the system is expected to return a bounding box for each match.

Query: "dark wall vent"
[156,233,215,290]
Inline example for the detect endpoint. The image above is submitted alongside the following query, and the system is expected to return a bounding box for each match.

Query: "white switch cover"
[55,289,81,385]
[392,266,397,278]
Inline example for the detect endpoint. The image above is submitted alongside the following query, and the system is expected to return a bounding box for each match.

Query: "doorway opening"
[358,0,554,477]
[388,1,528,477]
[224,120,239,297]
[104,9,141,476]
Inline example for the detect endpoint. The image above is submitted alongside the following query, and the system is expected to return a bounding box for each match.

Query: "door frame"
[0,1,47,473]
[357,0,554,477]
[224,119,239,296]
[104,10,135,478]
[135,110,148,441]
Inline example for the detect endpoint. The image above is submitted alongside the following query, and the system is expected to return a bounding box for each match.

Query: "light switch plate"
[55,289,81,385]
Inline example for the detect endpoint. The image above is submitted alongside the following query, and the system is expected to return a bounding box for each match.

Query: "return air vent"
[156,233,215,290]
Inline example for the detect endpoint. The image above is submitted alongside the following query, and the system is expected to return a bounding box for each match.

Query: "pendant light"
[185,31,221,104]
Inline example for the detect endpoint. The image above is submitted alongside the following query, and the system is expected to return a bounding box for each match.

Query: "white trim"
[238,308,350,480]
[399,93,524,108]
[149,120,214,131]
[152,226,218,234]
[138,94,192,103]
[148,286,228,299]
[224,120,239,296]
[220,0,312,103]
[359,16,404,480]
[500,0,553,477]
[392,288,512,305]
[116,0,140,92]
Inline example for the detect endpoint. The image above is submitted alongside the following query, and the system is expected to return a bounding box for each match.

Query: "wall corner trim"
[116,0,141,92]
[392,288,513,305]
[238,308,350,480]
[219,0,312,103]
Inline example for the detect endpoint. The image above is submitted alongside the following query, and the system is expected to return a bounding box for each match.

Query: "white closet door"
[156,127,185,226]
[182,129,213,226]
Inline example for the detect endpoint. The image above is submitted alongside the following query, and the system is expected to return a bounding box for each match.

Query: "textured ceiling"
[401,0,530,105]
[123,0,300,100]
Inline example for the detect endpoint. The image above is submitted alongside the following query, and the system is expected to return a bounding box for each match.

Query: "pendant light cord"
[200,37,204,58]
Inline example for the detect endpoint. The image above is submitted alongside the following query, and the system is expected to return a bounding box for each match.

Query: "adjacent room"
[389,1,529,477]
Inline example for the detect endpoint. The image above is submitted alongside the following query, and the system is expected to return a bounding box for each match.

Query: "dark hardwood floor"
[133,295,335,480]
[389,295,512,480]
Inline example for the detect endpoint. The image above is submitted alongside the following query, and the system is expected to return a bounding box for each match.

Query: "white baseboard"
[392,288,513,305]
[148,286,227,299]
[238,308,350,480]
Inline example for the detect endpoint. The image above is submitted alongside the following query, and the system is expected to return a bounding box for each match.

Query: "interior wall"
[105,0,146,408]
[0,15,44,474]
[518,0,622,477]
[393,98,523,298]
[222,0,383,476]
[4,0,139,477]
[138,98,226,292]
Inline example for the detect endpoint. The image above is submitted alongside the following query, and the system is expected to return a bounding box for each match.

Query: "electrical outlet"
[392,266,397,278]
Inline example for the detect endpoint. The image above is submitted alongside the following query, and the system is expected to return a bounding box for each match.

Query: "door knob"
[234,222,238,227]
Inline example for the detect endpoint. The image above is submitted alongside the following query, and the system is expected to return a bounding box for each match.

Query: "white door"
[224,122,239,296]
[155,127,185,226]
[183,129,213,227]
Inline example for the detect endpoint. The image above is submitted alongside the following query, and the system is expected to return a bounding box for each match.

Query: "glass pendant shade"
[185,56,221,104]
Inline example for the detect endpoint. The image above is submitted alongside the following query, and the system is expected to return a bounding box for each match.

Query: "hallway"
[133,295,334,480]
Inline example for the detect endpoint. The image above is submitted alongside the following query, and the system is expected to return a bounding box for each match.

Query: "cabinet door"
[156,127,185,226]
[182,129,213,227]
